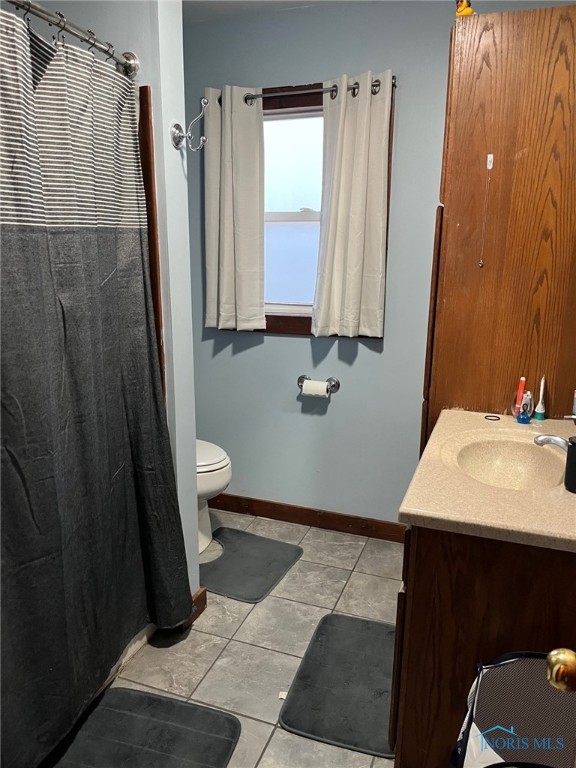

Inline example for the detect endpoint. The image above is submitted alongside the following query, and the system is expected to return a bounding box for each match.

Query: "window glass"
[265,222,319,304]
[264,114,323,308]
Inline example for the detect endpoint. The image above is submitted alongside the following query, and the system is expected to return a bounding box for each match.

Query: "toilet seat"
[196,439,230,473]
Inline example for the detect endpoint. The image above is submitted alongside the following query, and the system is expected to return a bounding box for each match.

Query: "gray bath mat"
[279,613,395,757]
[200,526,303,603]
[45,687,241,767]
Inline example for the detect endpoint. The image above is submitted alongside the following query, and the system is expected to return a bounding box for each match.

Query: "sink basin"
[438,428,567,492]
[456,438,565,491]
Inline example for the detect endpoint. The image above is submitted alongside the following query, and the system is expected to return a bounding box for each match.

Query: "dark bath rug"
[42,687,241,767]
[279,613,395,758]
[200,526,303,603]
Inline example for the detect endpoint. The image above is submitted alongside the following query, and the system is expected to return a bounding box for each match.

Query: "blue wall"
[182,1,563,522]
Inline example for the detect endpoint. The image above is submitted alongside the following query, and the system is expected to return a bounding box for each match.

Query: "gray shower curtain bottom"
[1,225,193,768]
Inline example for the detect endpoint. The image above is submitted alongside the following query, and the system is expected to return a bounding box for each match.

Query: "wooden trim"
[388,585,406,750]
[211,493,405,543]
[262,82,323,111]
[177,587,207,633]
[264,314,312,336]
[439,27,456,204]
[191,587,207,623]
[423,205,444,405]
[138,86,165,397]
[419,400,430,458]
[421,203,444,453]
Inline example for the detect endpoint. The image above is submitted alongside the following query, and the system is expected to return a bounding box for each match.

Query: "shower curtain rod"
[6,0,140,78]
[243,75,397,104]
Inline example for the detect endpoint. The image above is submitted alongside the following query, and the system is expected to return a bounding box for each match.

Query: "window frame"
[261,81,395,337]
[263,84,323,336]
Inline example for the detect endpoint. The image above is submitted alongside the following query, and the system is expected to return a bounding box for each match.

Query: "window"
[204,77,393,336]
[264,113,323,315]
[261,84,323,334]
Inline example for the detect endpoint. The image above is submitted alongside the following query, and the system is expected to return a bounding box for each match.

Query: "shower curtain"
[0,11,193,768]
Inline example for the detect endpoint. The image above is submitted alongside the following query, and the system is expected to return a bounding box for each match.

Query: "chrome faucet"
[534,435,570,451]
[534,434,576,494]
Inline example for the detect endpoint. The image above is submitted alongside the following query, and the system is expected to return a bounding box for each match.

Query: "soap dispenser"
[566,437,576,493]
[533,435,576,494]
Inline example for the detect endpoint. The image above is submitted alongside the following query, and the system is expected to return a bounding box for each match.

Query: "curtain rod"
[6,0,140,78]
[243,75,397,105]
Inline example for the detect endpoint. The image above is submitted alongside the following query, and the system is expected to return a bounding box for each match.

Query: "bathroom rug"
[200,526,303,602]
[279,613,395,757]
[42,687,240,767]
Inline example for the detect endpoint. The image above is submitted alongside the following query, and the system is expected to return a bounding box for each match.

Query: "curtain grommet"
[330,84,338,100]
[351,81,359,98]
[371,79,381,95]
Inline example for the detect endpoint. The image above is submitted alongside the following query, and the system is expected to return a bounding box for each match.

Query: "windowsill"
[264,314,312,336]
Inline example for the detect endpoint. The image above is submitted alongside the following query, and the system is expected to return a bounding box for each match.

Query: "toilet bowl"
[196,439,232,554]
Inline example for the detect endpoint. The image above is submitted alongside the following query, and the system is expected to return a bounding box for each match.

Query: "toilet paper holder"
[297,375,340,395]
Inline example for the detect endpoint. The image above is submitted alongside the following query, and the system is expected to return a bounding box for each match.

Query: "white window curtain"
[312,70,393,338]
[204,86,266,330]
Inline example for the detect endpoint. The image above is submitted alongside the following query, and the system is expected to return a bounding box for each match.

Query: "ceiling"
[183,0,576,22]
[183,1,322,23]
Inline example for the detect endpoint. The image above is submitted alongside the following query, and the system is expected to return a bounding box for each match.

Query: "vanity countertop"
[399,409,576,552]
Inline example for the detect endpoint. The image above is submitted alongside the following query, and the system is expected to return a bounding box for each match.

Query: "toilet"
[196,439,232,553]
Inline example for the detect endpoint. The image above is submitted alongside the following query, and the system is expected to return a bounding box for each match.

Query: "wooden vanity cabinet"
[390,526,576,768]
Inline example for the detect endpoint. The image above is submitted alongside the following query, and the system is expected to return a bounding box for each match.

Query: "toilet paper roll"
[301,379,329,398]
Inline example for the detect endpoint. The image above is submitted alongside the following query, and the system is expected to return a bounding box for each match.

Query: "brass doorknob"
[547,648,576,692]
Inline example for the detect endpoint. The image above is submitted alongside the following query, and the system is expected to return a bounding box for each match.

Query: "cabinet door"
[394,527,576,768]
[427,7,576,437]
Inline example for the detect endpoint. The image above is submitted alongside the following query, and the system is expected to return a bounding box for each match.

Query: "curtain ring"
[243,93,256,106]
[350,81,359,98]
[329,84,338,100]
[86,30,96,51]
[52,11,66,44]
[23,0,31,26]
[371,79,381,96]
[105,42,115,61]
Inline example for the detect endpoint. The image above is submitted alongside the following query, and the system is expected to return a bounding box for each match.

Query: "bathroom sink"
[440,430,565,491]
[400,411,575,553]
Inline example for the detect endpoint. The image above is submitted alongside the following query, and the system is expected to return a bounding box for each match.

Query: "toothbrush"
[514,376,526,415]
[534,376,546,420]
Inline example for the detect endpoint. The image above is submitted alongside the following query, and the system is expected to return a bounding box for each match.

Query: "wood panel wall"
[425,7,576,439]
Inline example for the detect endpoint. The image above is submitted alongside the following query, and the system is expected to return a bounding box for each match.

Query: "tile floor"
[114,509,402,768]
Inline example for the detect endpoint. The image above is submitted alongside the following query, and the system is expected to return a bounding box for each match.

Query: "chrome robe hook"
[170,98,208,152]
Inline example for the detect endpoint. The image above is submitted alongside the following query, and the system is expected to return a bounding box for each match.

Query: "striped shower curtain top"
[1,11,193,768]
[1,11,146,228]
